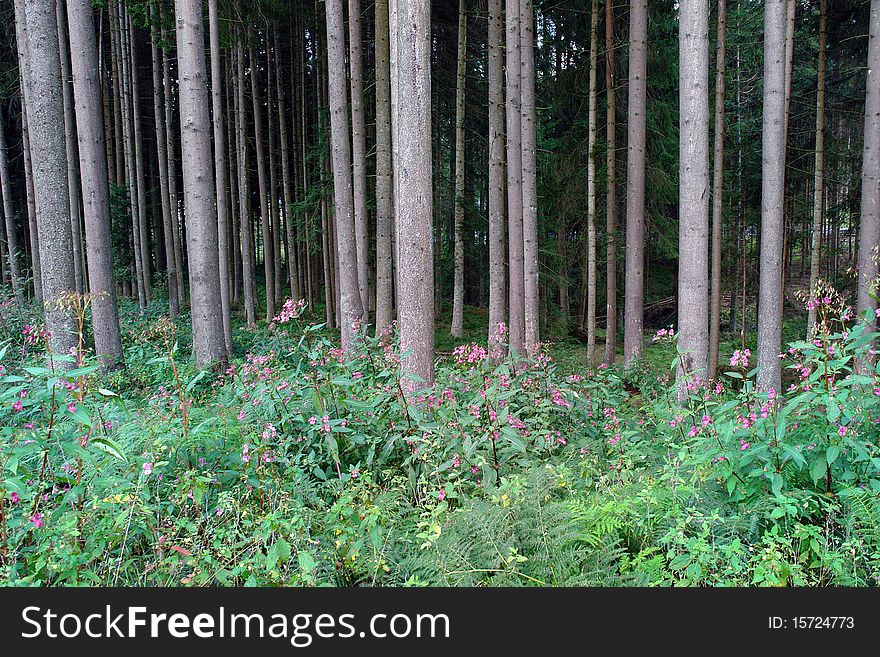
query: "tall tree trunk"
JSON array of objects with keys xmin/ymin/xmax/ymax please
[
  {"xmin": 17, "ymin": 0, "xmax": 77, "ymax": 357},
  {"xmin": 393, "ymin": 0, "xmax": 435, "ymax": 386},
  {"xmin": 487, "ymin": 0, "xmax": 506, "ymax": 354},
  {"xmin": 857, "ymin": 0, "xmax": 880, "ymax": 330},
  {"xmin": 129, "ymin": 12, "xmax": 152, "ymax": 304},
  {"xmin": 235, "ymin": 37, "xmax": 256, "ymax": 327},
  {"xmin": 267, "ymin": 34, "xmax": 283, "ymax": 308},
  {"xmin": 151, "ymin": 6, "xmax": 179, "ymax": 318},
  {"xmin": 325, "ymin": 0, "xmax": 364, "ymax": 347},
  {"xmin": 451, "ymin": 0, "xmax": 467, "ymax": 339},
  {"xmin": 806, "ymin": 0, "xmax": 826, "ymax": 337},
  {"xmin": 708, "ymin": 0, "xmax": 726, "ymax": 380},
  {"xmin": 208, "ymin": 0, "xmax": 232, "ymax": 356},
  {"xmin": 375, "ymin": 0, "xmax": 394, "ymax": 335},
  {"xmin": 66, "ymin": 0, "xmax": 123, "ymax": 366},
  {"xmin": 349, "ymin": 0, "xmax": 371, "ymax": 320},
  {"xmin": 0, "ymin": 109, "xmax": 23, "ymax": 302},
  {"xmin": 56, "ymin": 0, "xmax": 84, "ymax": 295},
  {"xmin": 522, "ymin": 0, "xmax": 539, "ymax": 355},
  {"xmin": 21, "ymin": 109, "xmax": 41, "ymax": 304},
  {"xmin": 174, "ymin": 0, "xmax": 226, "ymax": 368},
  {"xmin": 276, "ymin": 28, "xmax": 300, "ymax": 303},
  {"xmin": 506, "ymin": 0, "xmax": 525, "ymax": 356},
  {"xmin": 163, "ymin": 36, "xmax": 185, "ymax": 309},
  {"xmin": 584, "ymin": 0, "xmax": 599, "ymax": 363},
  {"xmin": 623, "ymin": 0, "xmax": 647, "ymax": 367},
  {"xmin": 756, "ymin": 0, "xmax": 787, "ymax": 393},
  {"xmin": 604, "ymin": 0, "xmax": 617, "ymax": 365},
  {"xmin": 117, "ymin": 3, "xmax": 146, "ymax": 308},
  {"xmin": 249, "ymin": 34, "xmax": 276, "ymax": 322},
  {"xmin": 676, "ymin": 0, "xmax": 710, "ymax": 399}
]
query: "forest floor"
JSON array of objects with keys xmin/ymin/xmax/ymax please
[{"xmin": 1, "ymin": 294, "xmax": 879, "ymax": 586}]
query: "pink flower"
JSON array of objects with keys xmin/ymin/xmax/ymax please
[
  {"xmin": 438, "ymin": 489, "xmax": 446, "ymax": 501},
  {"xmin": 237, "ymin": 409, "xmax": 247, "ymax": 421},
  {"xmin": 67, "ymin": 402, "xmax": 77, "ymax": 414},
  {"xmin": 9, "ymin": 492, "xmax": 20, "ymax": 504},
  {"xmin": 12, "ymin": 400, "xmax": 23, "ymax": 411},
  {"xmin": 838, "ymin": 426, "xmax": 848, "ymax": 437},
  {"xmin": 142, "ymin": 462, "xmax": 153, "ymax": 476},
  {"xmin": 30, "ymin": 512, "xmax": 43, "ymax": 529}
]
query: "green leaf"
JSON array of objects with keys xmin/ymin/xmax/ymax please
[
  {"xmin": 298, "ymin": 551, "xmax": 317, "ymax": 572},
  {"xmin": 810, "ymin": 458, "xmax": 826, "ymax": 484},
  {"xmin": 826, "ymin": 445, "xmax": 841, "ymax": 466},
  {"xmin": 92, "ymin": 436, "xmax": 126, "ymax": 461}
]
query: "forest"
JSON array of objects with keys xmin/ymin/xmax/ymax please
[{"xmin": 0, "ymin": 0, "xmax": 879, "ymax": 588}]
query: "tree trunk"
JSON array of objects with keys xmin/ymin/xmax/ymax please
[
  {"xmin": 806, "ymin": 0, "xmax": 826, "ymax": 337},
  {"xmin": 325, "ymin": 0, "xmax": 364, "ymax": 347},
  {"xmin": 522, "ymin": 0, "xmax": 539, "ymax": 355},
  {"xmin": 756, "ymin": 0, "xmax": 787, "ymax": 393},
  {"xmin": 267, "ymin": 34, "xmax": 283, "ymax": 308},
  {"xmin": 857, "ymin": 0, "xmax": 880, "ymax": 330},
  {"xmin": 487, "ymin": 0, "xmax": 506, "ymax": 354},
  {"xmin": 393, "ymin": 0, "xmax": 435, "ymax": 387},
  {"xmin": 349, "ymin": 0, "xmax": 371, "ymax": 321},
  {"xmin": 623, "ymin": 0, "xmax": 647, "ymax": 367},
  {"xmin": 585, "ymin": 0, "xmax": 599, "ymax": 363},
  {"xmin": 207, "ymin": 0, "xmax": 232, "ymax": 355},
  {"xmin": 66, "ymin": 0, "xmax": 123, "ymax": 366},
  {"xmin": 276, "ymin": 29, "xmax": 300, "ymax": 303},
  {"xmin": 676, "ymin": 0, "xmax": 710, "ymax": 399},
  {"xmin": 375, "ymin": 0, "xmax": 394, "ymax": 336},
  {"xmin": 56, "ymin": 0, "xmax": 84, "ymax": 296},
  {"xmin": 18, "ymin": 0, "xmax": 77, "ymax": 358},
  {"xmin": 506, "ymin": 0, "xmax": 525, "ymax": 356},
  {"xmin": 0, "ymin": 109, "xmax": 23, "ymax": 302},
  {"xmin": 235, "ymin": 37, "xmax": 256, "ymax": 327},
  {"xmin": 708, "ymin": 0, "xmax": 726, "ymax": 380},
  {"xmin": 174, "ymin": 0, "xmax": 227, "ymax": 368},
  {"xmin": 129, "ymin": 12, "xmax": 152, "ymax": 304},
  {"xmin": 152, "ymin": 6, "xmax": 180, "ymax": 319},
  {"xmin": 451, "ymin": 0, "xmax": 467, "ymax": 339},
  {"xmin": 604, "ymin": 0, "xmax": 617, "ymax": 365},
  {"xmin": 249, "ymin": 34, "xmax": 276, "ymax": 322}
]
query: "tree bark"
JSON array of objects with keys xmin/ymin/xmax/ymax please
[
  {"xmin": 756, "ymin": 0, "xmax": 787, "ymax": 393},
  {"xmin": 676, "ymin": 0, "xmax": 710, "ymax": 399},
  {"xmin": 451, "ymin": 0, "xmax": 467, "ymax": 339},
  {"xmin": 325, "ymin": 0, "xmax": 364, "ymax": 347},
  {"xmin": 506, "ymin": 0, "xmax": 525, "ymax": 356},
  {"xmin": 708, "ymin": 0, "xmax": 726, "ymax": 380},
  {"xmin": 174, "ymin": 0, "xmax": 227, "ymax": 368},
  {"xmin": 487, "ymin": 0, "xmax": 506, "ymax": 354},
  {"xmin": 128, "ymin": 12, "xmax": 152, "ymax": 304},
  {"xmin": 66, "ymin": 0, "xmax": 123, "ymax": 366},
  {"xmin": 393, "ymin": 0, "xmax": 435, "ymax": 386},
  {"xmin": 235, "ymin": 37, "xmax": 256, "ymax": 327},
  {"xmin": 18, "ymin": 0, "xmax": 77, "ymax": 358},
  {"xmin": 375, "ymin": 0, "xmax": 394, "ymax": 335},
  {"xmin": 857, "ymin": 0, "xmax": 880, "ymax": 330},
  {"xmin": 604, "ymin": 0, "xmax": 617, "ymax": 365},
  {"xmin": 349, "ymin": 0, "xmax": 371, "ymax": 320},
  {"xmin": 623, "ymin": 0, "xmax": 647, "ymax": 367},
  {"xmin": 0, "ymin": 109, "xmax": 23, "ymax": 302},
  {"xmin": 521, "ymin": 0, "xmax": 539, "ymax": 355},
  {"xmin": 586, "ymin": 0, "xmax": 599, "ymax": 363},
  {"xmin": 806, "ymin": 0, "xmax": 826, "ymax": 337},
  {"xmin": 276, "ymin": 29, "xmax": 300, "ymax": 303}
]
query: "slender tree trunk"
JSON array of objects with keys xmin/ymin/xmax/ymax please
[
  {"xmin": 325, "ymin": 0, "xmax": 364, "ymax": 346},
  {"xmin": 267, "ymin": 34, "xmax": 283, "ymax": 308},
  {"xmin": 756, "ymin": 0, "xmax": 787, "ymax": 393},
  {"xmin": 0, "ymin": 110, "xmax": 23, "ymax": 302},
  {"xmin": 174, "ymin": 0, "xmax": 226, "ymax": 368},
  {"xmin": 276, "ymin": 29, "xmax": 300, "ymax": 303},
  {"xmin": 21, "ymin": 111, "xmax": 41, "ymax": 304},
  {"xmin": 708, "ymin": 0, "xmax": 726, "ymax": 380},
  {"xmin": 163, "ymin": 36, "xmax": 185, "ymax": 309},
  {"xmin": 249, "ymin": 34, "xmax": 276, "ymax": 322},
  {"xmin": 506, "ymin": 0, "xmax": 525, "ymax": 356},
  {"xmin": 604, "ymin": 0, "xmax": 617, "ymax": 365},
  {"xmin": 676, "ymin": 0, "xmax": 710, "ymax": 399},
  {"xmin": 375, "ymin": 0, "xmax": 394, "ymax": 335},
  {"xmin": 66, "ymin": 0, "xmax": 123, "ymax": 366},
  {"xmin": 487, "ymin": 0, "xmax": 506, "ymax": 353},
  {"xmin": 56, "ymin": 0, "xmax": 84, "ymax": 295},
  {"xmin": 235, "ymin": 37, "xmax": 256, "ymax": 327},
  {"xmin": 349, "ymin": 0, "xmax": 371, "ymax": 320},
  {"xmin": 623, "ymin": 0, "xmax": 647, "ymax": 367},
  {"xmin": 18, "ymin": 0, "xmax": 77, "ymax": 357},
  {"xmin": 208, "ymin": 0, "xmax": 232, "ymax": 355},
  {"xmin": 585, "ymin": 0, "xmax": 599, "ymax": 363},
  {"xmin": 857, "ymin": 0, "xmax": 880, "ymax": 330},
  {"xmin": 807, "ymin": 0, "xmax": 826, "ymax": 337},
  {"xmin": 393, "ymin": 0, "xmax": 435, "ymax": 386},
  {"xmin": 522, "ymin": 0, "xmax": 539, "ymax": 355},
  {"xmin": 129, "ymin": 12, "xmax": 152, "ymax": 303},
  {"xmin": 451, "ymin": 0, "xmax": 467, "ymax": 339},
  {"xmin": 151, "ymin": 7, "xmax": 179, "ymax": 318}
]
